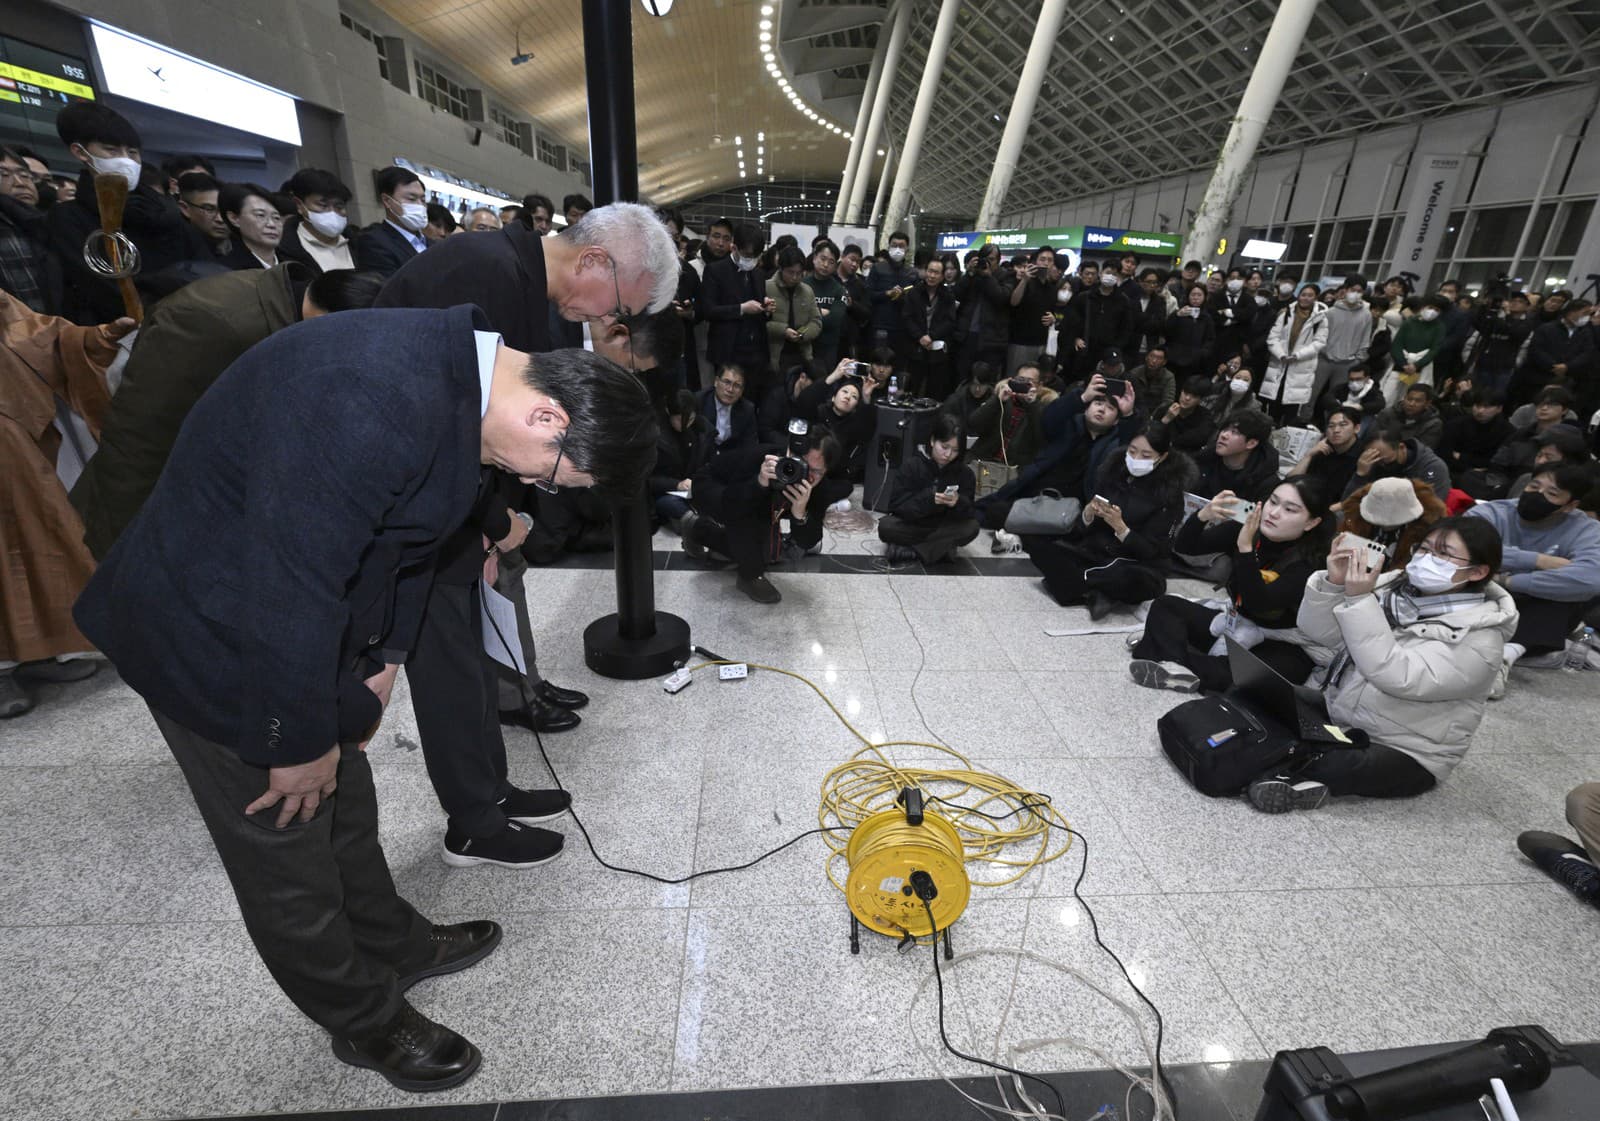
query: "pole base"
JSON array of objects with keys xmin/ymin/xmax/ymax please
[{"xmin": 583, "ymin": 611, "xmax": 691, "ymax": 680}]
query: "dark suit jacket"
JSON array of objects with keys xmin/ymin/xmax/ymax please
[
  {"xmin": 74, "ymin": 306, "xmax": 486, "ymax": 765},
  {"xmin": 220, "ymin": 241, "xmax": 269, "ymax": 271},
  {"xmin": 698, "ymin": 386, "xmax": 758, "ymax": 454},
  {"xmin": 70, "ymin": 263, "xmax": 308, "ymax": 560},
  {"xmin": 351, "ymin": 220, "xmax": 422, "ymax": 278},
  {"xmin": 700, "ymin": 257, "xmax": 769, "ymax": 370}
]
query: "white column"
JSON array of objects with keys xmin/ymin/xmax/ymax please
[
  {"xmin": 845, "ymin": 0, "xmax": 911, "ymax": 225},
  {"xmin": 870, "ymin": 143, "xmax": 894, "ymax": 231},
  {"xmin": 882, "ymin": 0, "xmax": 962, "ymax": 237},
  {"xmin": 975, "ymin": 0, "xmax": 1071, "ymax": 230},
  {"xmin": 834, "ymin": 26, "xmax": 888, "ymax": 226},
  {"xmin": 1180, "ymin": 0, "xmax": 1322, "ymax": 265}
]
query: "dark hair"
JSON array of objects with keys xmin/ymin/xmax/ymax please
[
  {"xmin": 218, "ymin": 182, "xmax": 276, "ymax": 230},
  {"xmin": 775, "ymin": 245, "xmax": 805, "ymax": 270},
  {"xmin": 1462, "ymin": 388, "xmax": 1505, "ymax": 408},
  {"xmin": 1269, "ymin": 475, "xmax": 1336, "ymax": 568},
  {"xmin": 1383, "ymin": 275, "xmax": 1413, "ymax": 295},
  {"xmin": 1422, "ymin": 293, "xmax": 1451, "ymax": 313},
  {"xmin": 809, "ymin": 432, "xmax": 845, "ymax": 475},
  {"xmin": 523, "ymin": 192, "xmax": 554, "ymax": 216},
  {"xmin": 283, "ymin": 167, "xmax": 352, "ymax": 203},
  {"xmin": 1440, "ymin": 277, "xmax": 1462, "ymax": 290},
  {"xmin": 887, "ymin": 230, "xmax": 910, "ymax": 245},
  {"xmin": 1508, "ymin": 289, "xmax": 1531, "ymax": 302},
  {"xmin": 732, "ymin": 221, "xmax": 763, "ymax": 254},
  {"xmin": 871, "ymin": 346, "xmax": 896, "ymax": 367},
  {"xmin": 1424, "ymin": 515, "xmax": 1502, "ymax": 589},
  {"xmin": 716, "ymin": 363, "xmax": 745, "ymax": 385},
  {"xmin": 1227, "ymin": 410, "xmax": 1274, "ymax": 445},
  {"xmin": 175, "ymin": 171, "xmax": 219, "ymax": 196},
  {"xmin": 1534, "ymin": 425, "xmax": 1590, "ymax": 463},
  {"xmin": 1183, "ymin": 260, "xmax": 1201, "ymax": 271},
  {"xmin": 0, "ymin": 145, "xmax": 25, "ymax": 167},
  {"xmin": 812, "ymin": 239, "xmax": 840, "ymax": 260},
  {"xmin": 1368, "ymin": 295, "xmax": 1391, "ymax": 313},
  {"xmin": 1138, "ymin": 268, "xmax": 1162, "ymax": 282},
  {"xmin": 500, "ymin": 205, "xmax": 523, "ymax": 218},
  {"xmin": 709, "ymin": 216, "xmax": 734, "ymax": 234},
  {"xmin": 841, "ymin": 242, "xmax": 863, "ymax": 259},
  {"xmin": 1535, "ymin": 385, "xmax": 1576, "ymax": 409},
  {"xmin": 1531, "ymin": 462, "xmax": 1595, "ymax": 503},
  {"xmin": 1079, "ymin": 259, "xmax": 1098, "ymax": 273},
  {"xmin": 1136, "ymin": 420, "xmax": 1173, "ymax": 455},
  {"xmin": 1371, "ymin": 417, "xmax": 1406, "ymax": 448},
  {"xmin": 617, "ymin": 306, "xmax": 685, "ymax": 372},
  {"xmin": 971, "ymin": 362, "xmax": 998, "ymax": 386},
  {"xmin": 1325, "ymin": 405, "xmax": 1365, "ymax": 428},
  {"xmin": 562, "ymin": 193, "xmax": 593, "ymax": 215},
  {"xmin": 270, "ymin": 191, "xmax": 298, "ymax": 218},
  {"xmin": 930, "ymin": 412, "xmax": 965, "ymax": 451},
  {"xmin": 655, "ymin": 206, "xmax": 684, "ymax": 232},
  {"xmin": 374, "ymin": 165, "xmax": 421, "ymax": 199},
  {"xmin": 425, "ymin": 203, "xmax": 457, "ymax": 231},
  {"xmin": 56, "ymin": 102, "xmax": 141, "ymax": 149},
  {"xmin": 1343, "ymin": 274, "xmax": 1367, "ymax": 289},
  {"xmin": 521, "ymin": 350, "xmax": 657, "ymax": 501},
  {"xmin": 162, "ymin": 154, "xmax": 213, "ymax": 182},
  {"xmin": 1180, "ymin": 374, "xmax": 1213, "ymax": 398},
  {"xmin": 305, "ymin": 269, "xmax": 385, "ymax": 313},
  {"xmin": 1404, "ymin": 382, "xmax": 1435, "ymax": 401}
]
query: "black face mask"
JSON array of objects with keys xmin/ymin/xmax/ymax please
[{"xmin": 1517, "ymin": 490, "xmax": 1564, "ymax": 522}]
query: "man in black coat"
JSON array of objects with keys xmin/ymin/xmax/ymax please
[
  {"xmin": 901, "ymin": 257, "xmax": 958, "ymax": 398},
  {"xmin": 1206, "ymin": 268, "xmax": 1259, "ymax": 366},
  {"xmin": 72, "ymin": 306, "xmax": 656, "ymax": 1092},
  {"xmin": 374, "ymin": 202, "xmax": 682, "ymax": 861},
  {"xmin": 700, "ymin": 221, "xmax": 773, "ymax": 394},
  {"xmin": 952, "ymin": 245, "xmax": 1013, "ymax": 381},
  {"xmin": 1063, "ymin": 261, "xmax": 1131, "ymax": 379},
  {"xmin": 350, "ymin": 166, "xmax": 429, "ymax": 279},
  {"xmin": 698, "ymin": 364, "xmax": 760, "ymax": 455}
]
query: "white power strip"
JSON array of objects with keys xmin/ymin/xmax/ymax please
[
  {"xmin": 662, "ymin": 668, "xmax": 692, "ymax": 694},
  {"xmin": 717, "ymin": 663, "xmax": 749, "ymax": 680}
]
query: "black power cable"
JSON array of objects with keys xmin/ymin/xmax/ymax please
[{"xmin": 482, "ymin": 604, "xmax": 848, "ymax": 884}]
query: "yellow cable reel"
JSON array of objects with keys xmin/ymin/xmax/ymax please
[{"xmin": 844, "ymin": 805, "xmax": 970, "ymax": 939}]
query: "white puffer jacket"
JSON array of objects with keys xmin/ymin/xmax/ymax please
[
  {"xmin": 1260, "ymin": 302, "xmax": 1330, "ymax": 405},
  {"xmin": 1296, "ymin": 571, "xmax": 1519, "ymax": 779}
]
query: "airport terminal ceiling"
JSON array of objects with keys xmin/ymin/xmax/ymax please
[{"xmin": 373, "ymin": 0, "xmax": 1600, "ymax": 214}]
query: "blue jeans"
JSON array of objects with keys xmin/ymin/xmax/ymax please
[{"xmin": 655, "ymin": 493, "xmax": 691, "ymax": 527}]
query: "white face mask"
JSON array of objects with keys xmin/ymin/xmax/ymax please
[
  {"xmin": 1229, "ymin": 378, "xmax": 1251, "ymax": 396},
  {"xmin": 87, "ymin": 154, "xmax": 141, "ymax": 192},
  {"xmin": 1405, "ymin": 552, "xmax": 1463, "ymax": 594},
  {"xmin": 1125, "ymin": 453, "xmax": 1157, "ymax": 477},
  {"xmin": 1348, "ymin": 379, "xmax": 1369, "ymax": 395},
  {"xmin": 392, "ymin": 200, "xmax": 429, "ymax": 232},
  {"xmin": 1419, "ymin": 307, "xmax": 1440, "ymax": 322},
  {"xmin": 888, "ymin": 246, "xmax": 906, "ymax": 263},
  {"xmin": 1226, "ymin": 278, "xmax": 1244, "ymax": 293},
  {"xmin": 1099, "ymin": 274, "xmax": 1117, "ymax": 287},
  {"xmin": 304, "ymin": 209, "xmax": 347, "ymax": 239},
  {"xmin": 1056, "ymin": 289, "xmax": 1071, "ymax": 304},
  {"xmin": 1577, "ymin": 315, "xmax": 1593, "ymax": 327},
  {"xmin": 1278, "ymin": 282, "xmax": 1294, "ymax": 296},
  {"xmin": 734, "ymin": 252, "xmax": 758, "ymax": 272}
]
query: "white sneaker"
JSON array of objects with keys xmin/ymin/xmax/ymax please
[
  {"xmin": 992, "ymin": 529, "xmax": 1022, "ymax": 553},
  {"xmin": 1489, "ymin": 657, "xmax": 1510, "ymax": 701},
  {"xmin": 1128, "ymin": 659, "xmax": 1201, "ymax": 693}
]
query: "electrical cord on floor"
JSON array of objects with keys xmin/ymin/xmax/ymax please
[
  {"xmin": 482, "ymin": 603, "xmax": 850, "ymax": 884},
  {"xmin": 922, "ymin": 895, "xmax": 1069, "ymax": 1121}
]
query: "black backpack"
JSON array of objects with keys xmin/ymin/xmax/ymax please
[{"xmin": 1157, "ymin": 693, "xmax": 1300, "ymax": 797}]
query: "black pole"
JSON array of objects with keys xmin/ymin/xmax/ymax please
[{"xmin": 581, "ymin": 0, "xmax": 691, "ymax": 678}]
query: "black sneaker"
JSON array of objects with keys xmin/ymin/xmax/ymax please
[
  {"xmin": 736, "ymin": 575, "xmax": 782, "ymax": 604},
  {"xmin": 884, "ymin": 544, "xmax": 919, "ymax": 565},
  {"xmin": 1247, "ymin": 775, "xmax": 1330, "ymax": 813},
  {"xmin": 679, "ymin": 511, "xmax": 708, "ymax": 560},
  {"xmin": 442, "ymin": 820, "xmax": 563, "ymax": 869},
  {"xmin": 1518, "ymin": 830, "xmax": 1600, "ymax": 905},
  {"xmin": 498, "ymin": 787, "xmax": 571, "ymax": 825}
]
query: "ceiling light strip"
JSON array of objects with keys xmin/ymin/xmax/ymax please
[{"xmin": 761, "ymin": 1, "xmax": 851, "ymax": 142}]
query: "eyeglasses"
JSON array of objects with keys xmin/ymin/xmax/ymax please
[
  {"xmin": 608, "ymin": 258, "xmax": 637, "ymax": 320},
  {"xmin": 716, "ymin": 377, "xmax": 743, "ymax": 388},
  {"xmin": 532, "ymin": 440, "xmax": 564, "ymax": 495},
  {"xmin": 0, "ymin": 166, "xmax": 40, "ymax": 184},
  {"xmin": 182, "ymin": 201, "xmax": 220, "ymax": 215},
  {"xmin": 1413, "ymin": 542, "xmax": 1470, "ymax": 565}
]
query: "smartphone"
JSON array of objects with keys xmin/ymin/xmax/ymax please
[
  {"xmin": 1007, "ymin": 377, "xmax": 1034, "ymax": 395},
  {"xmin": 1101, "ymin": 376, "xmax": 1129, "ymax": 398},
  {"xmin": 853, "ymin": 361, "xmax": 870, "ymax": 375},
  {"xmin": 1092, "ymin": 494, "xmax": 1109, "ymax": 506},
  {"xmin": 1340, "ymin": 532, "xmax": 1394, "ymax": 561},
  {"xmin": 1226, "ymin": 499, "xmax": 1257, "ymax": 526},
  {"xmin": 942, "ymin": 485, "xmax": 959, "ymax": 496}
]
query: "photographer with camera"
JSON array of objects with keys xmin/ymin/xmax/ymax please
[
  {"xmin": 952, "ymin": 244, "xmax": 1013, "ymax": 382},
  {"xmin": 1468, "ymin": 289, "xmax": 1536, "ymax": 397},
  {"xmin": 878, "ymin": 414, "xmax": 980, "ymax": 566},
  {"xmin": 794, "ymin": 356, "xmax": 881, "ymax": 481},
  {"xmin": 1006, "ymin": 246, "xmax": 1062, "ymax": 376},
  {"xmin": 681, "ymin": 421, "xmax": 850, "ymax": 603}
]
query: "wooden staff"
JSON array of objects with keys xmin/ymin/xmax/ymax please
[{"xmin": 92, "ymin": 172, "xmax": 144, "ymax": 324}]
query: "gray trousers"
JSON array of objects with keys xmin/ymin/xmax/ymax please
[
  {"xmin": 492, "ymin": 546, "xmax": 543, "ymax": 711},
  {"xmin": 1567, "ymin": 783, "xmax": 1600, "ymax": 863},
  {"xmin": 1006, "ymin": 342, "xmax": 1046, "ymax": 378},
  {"xmin": 1309, "ymin": 356, "xmax": 1359, "ymax": 417}
]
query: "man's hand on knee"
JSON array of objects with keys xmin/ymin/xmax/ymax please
[{"xmin": 245, "ymin": 744, "xmax": 341, "ymax": 828}]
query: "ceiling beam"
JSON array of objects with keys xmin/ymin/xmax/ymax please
[{"xmin": 779, "ymin": 3, "xmax": 887, "ymax": 45}]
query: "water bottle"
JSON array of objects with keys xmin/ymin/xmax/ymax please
[
  {"xmin": 1565, "ymin": 626, "xmax": 1597, "ymax": 671},
  {"xmin": 888, "ymin": 374, "xmax": 900, "ymax": 402}
]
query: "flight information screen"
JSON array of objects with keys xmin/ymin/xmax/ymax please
[{"xmin": 0, "ymin": 34, "xmax": 97, "ymax": 152}]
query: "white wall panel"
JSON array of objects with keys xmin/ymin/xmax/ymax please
[
  {"xmin": 1287, "ymin": 141, "xmax": 1356, "ymax": 222},
  {"xmin": 1343, "ymin": 127, "xmax": 1418, "ymax": 217},
  {"xmin": 1241, "ymin": 152, "xmax": 1302, "ymax": 225},
  {"xmin": 1474, "ymin": 91, "xmax": 1591, "ymax": 204}
]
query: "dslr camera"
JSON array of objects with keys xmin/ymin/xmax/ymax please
[{"xmin": 771, "ymin": 417, "xmax": 810, "ymax": 490}]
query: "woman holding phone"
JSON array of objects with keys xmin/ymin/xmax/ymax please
[
  {"xmin": 1128, "ymin": 475, "xmax": 1334, "ymax": 693},
  {"xmin": 1243, "ymin": 516, "xmax": 1517, "ymax": 813}
]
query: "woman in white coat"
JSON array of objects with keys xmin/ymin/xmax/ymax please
[
  {"xmin": 1247, "ymin": 516, "xmax": 1519, "ymax": 813},
  {"xmin": 1259, "ymin": 284, "xmax": 1329, "ymax": 422}
]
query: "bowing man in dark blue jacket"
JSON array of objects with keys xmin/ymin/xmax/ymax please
[{"xmin": 73, "ymin": 305, "xmax": 656, "ymax": 1093}]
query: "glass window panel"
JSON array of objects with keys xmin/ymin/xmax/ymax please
[
  {"xmin": 1531, "ymin": 260, "xmax": 1573, "ymax": 292},
  {"xmin": 1436, "ymin": 209, "xmax": 1467, "ymax": 260},
  {"xmin": 1552, "ymin": 199, "xmax": 1594, "ymax": 256},
  {"xmin": 1462, "ymin": 206, "xmax": 1529, "ymax": 258},
  {"xmin": 1525, "ymin": 202, "xmax": 1557, "ymax": 257},
  {"xmin": 1332, "ymin": 220, "xmax": 1371, "ymax": 261}
]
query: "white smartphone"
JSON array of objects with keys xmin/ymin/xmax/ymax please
[
  {"xmin": 1226, "ymin": 499, "xmax": 1257, "ymax": 526},
  {"xmin": 942, "ymin": 485, "xmax": 959, "ymax": 496},
  {"xmin": 1340, "ymin": 532, "xmax": 1394, "ymax": 561},
  {"xmin": 931, "ymin": 340, "xmax": 947, "ymax": 351}
]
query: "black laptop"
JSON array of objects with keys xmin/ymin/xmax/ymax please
[{"xmin": 1226, "ymin": 637, "xmax": 1348, "ymax": 745}]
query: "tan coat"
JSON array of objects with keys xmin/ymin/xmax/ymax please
[{"xmin": 0, "ymin": 292, "xmax": 121, "ymax": 662}]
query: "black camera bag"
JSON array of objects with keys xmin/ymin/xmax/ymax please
[{"xmin": 1157, "ymin": 693, "xmax": 1300, "ymax": 797}]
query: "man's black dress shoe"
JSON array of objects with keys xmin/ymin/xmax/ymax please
[
  {"xmin": 1086, "ymin": 592, "xmax": 1115, "ymax": 622},
  {"xmin": 536, "ymin": 679, "xmax": 589, "ymax": 710},
  {"xmin": 398, "ymin": 920, "xmax": 503, "ymax": 991},
  {"xmin": 331, "ymin": 1003, "xmax": 481, "ymax": 1092},
  {"xmin": 499, "ymin": 699, "xmax": 580, "ymax": 733}
]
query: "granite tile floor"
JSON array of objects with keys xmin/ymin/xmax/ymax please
[{"xmin": 3, "ymin": 519, "xmax": 1600, "ymax": 1120}]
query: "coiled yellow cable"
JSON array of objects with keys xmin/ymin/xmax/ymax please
[{"xmin": 689, "ymin": 661, "xmax": 1074, "ymax": 895}]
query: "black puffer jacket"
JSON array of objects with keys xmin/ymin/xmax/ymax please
[{"xmin": 1065, "ymin": 449, "xmax": 1194, "ymax": 566}]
